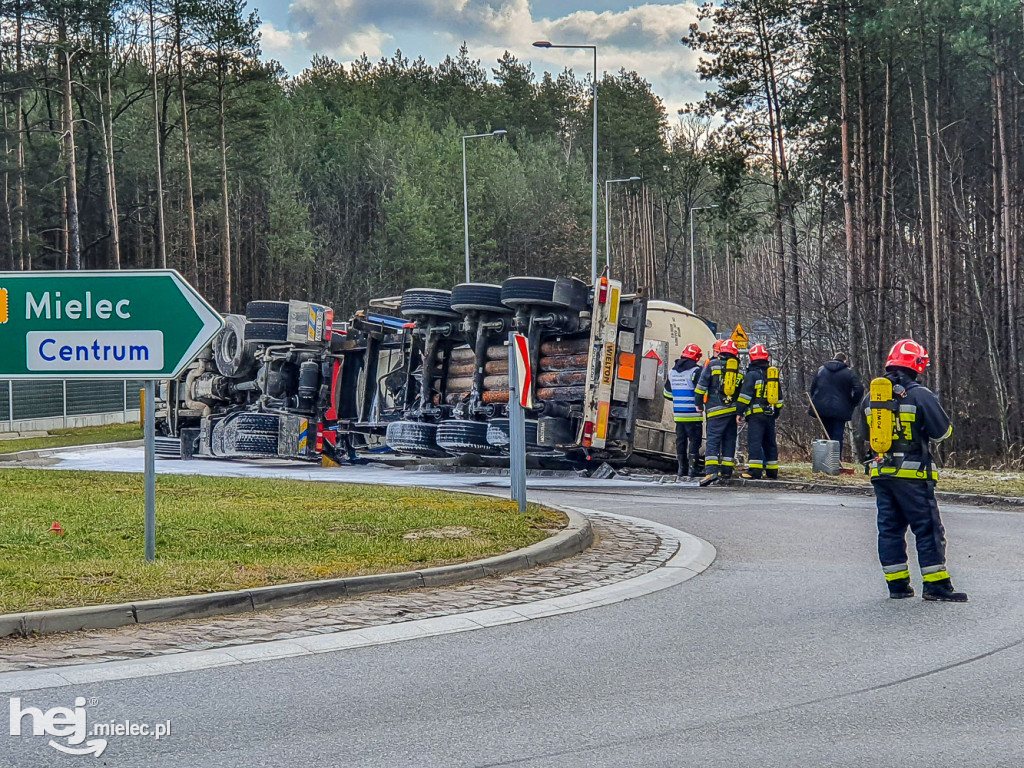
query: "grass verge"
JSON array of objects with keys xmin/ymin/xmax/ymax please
[
  {"xmin": 783, "ymin": 463, "xmax": 1024, "ymax": 498},
  {"xmin": 0, "ymin": 423, "xmax": 142, "ymax": 454},
  {"xmin": 0, "ymin": 469, "xmax": 565, "ymax": 614}
]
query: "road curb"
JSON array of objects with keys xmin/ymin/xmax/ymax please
[
  {"xmin": 0, "ymin": 439, "xmax": 144, "ymax": 463},
  {"xmin": 0, "ymin": 507, "xmax": 592, "ymax": 640},
  {"xmin": 0, "ymin": 510, "xmax": 714, "ymax": 693}
]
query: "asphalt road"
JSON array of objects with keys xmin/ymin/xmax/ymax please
[{"xmin": 4, "ymin": 480, "xmax": 1023, "ymax": 768}]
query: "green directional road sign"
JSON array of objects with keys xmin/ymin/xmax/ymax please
[{"xmin": 0, "ymin": 270, "xmax": 223, "ymax": 380}]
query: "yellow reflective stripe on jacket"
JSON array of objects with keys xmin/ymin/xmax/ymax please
[
  {"xmin": 870, "ymin": 466, "xmax": 938, "ymax": 481},
  {"xmin": 674, "ymin": 415, "xmax": 702, "ymax": 423},
  {"xmin": 706, "ymin": 406, "xmax": 736, "ymax": 417}
]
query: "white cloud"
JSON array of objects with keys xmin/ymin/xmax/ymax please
[{"xmin": 269, "ymin": 1, "xmax": 705, "ymax": 113}]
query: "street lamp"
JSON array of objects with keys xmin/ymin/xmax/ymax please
[
  {"xmin": 689, "ymin": 204, "xmax": 718, "ymax": 312},
  {"xmin": 604, "ymin": 176, "xmax": 640, "ymax": 271},
  {"xmin": 534, "ymin": 40, "xmax": 599, "ymax": 284},
  {"xmin": 462, "ymin": 129, "xmax": 507, "ymax": 282}
]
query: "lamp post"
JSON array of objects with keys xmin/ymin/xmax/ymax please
[
  {"xmin": 604, "ymin": 176, "xmax": 640, "ymax": 271},
  {"xmin": 689, "ymin": 203, "xmax": 718, "ymax": 312},
  {"xmin": 534, "ymin": 40, "xmax": 598, "ymax": 283},
  {"xmin": 463, "ymin": 129, "xmax": 507, "ymax": 282}
]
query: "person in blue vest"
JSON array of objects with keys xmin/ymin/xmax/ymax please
[{"xmin": 663, "ymin": 343, "xmax": 704, "ymax": 477}]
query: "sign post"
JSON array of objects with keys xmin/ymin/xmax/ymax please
[
  {"xmin": 0, "ymin": 270, "xmax": 223, "ymax": 562},
  {"xmin": 508, "ymin": 332, "xmax": 529, "ymax": 513}
]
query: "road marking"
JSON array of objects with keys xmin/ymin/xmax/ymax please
[{"xmin": 0, "ymin": 510, "xmax": 715, "ymax": 693}]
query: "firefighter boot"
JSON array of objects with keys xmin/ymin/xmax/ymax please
[
  {"xmin": 741, "ymin": 468, "xmax": 763, "ymax": 480},
  {"xmin": 699, "ymin": 470, "xmax": 720, "ymax": 487},
  {"xmin": 688, "ymin": 458, "xmax": 701, "ymax": 479},
  {"xmin": 922, "ymin": 578, "xmax": 969, "ymax": 602},
  {"xmin": 886, "ymin": 577, "xmax": 915, "ymax": 599},
  {"xmin": 677, "ymin": 458, "xmax": 688, "ymax": 477}
]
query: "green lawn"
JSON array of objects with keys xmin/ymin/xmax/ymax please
[
  {"xmin": 0, "ymin": 423, "xmax": 142, "ymax": 454},
  {"xmin": 0, "ymin": 470, "xmax": 565, "ymax": 613},
  {"xmin": 783, "ymin": 463, "xmax": 1024, "ymax": 498}
]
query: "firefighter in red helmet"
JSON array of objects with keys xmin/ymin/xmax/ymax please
[
  {"xmin": 737, "ymin": 344, "xmax": 783, "ymax": 480},
  {"xmin": 664, "ymin": 343, "xmax": 704, "ymax": 477},
  {"xmin": 694, "ymin": 338, "xmax": 743, "ymax": 486},
  {"xmin": 860, "ymin": 339, "xmax": 966, "ymax": 602}
]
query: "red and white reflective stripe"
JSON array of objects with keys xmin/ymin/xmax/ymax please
[
  {"xmin": 512, "ymin": 332, "xmax": 533, "ymax": 408},
  {"xmin": 324, "ymin": 309, "xmax": 334, "ymax": 341}
]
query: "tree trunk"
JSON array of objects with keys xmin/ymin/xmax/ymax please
[
  {"xmin": 176, "ymin": 11, "xmax": 199, "ymax": 283},
  {"xmin": 218, "ymin": 57, "xmax": 232, "ymax": 312},
  {"xmin": 59, "ymin": 28, "xmax": 81, "ymax": 269},
  {"xmin": 150, "ymin": 0, "xmax": 167, "ymax": 268}
]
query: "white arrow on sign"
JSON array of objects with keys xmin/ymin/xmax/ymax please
[{"xmin": 49, "ymin": 739, "xmax": 108, "ymax": 757}]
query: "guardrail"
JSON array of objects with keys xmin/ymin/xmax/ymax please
[{"xmin": 0, "ymin": 379, "xmax": 143, "ymax": 433}]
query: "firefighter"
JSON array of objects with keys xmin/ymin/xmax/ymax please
[
  {"xmin": 663, "ymin": 343, "xmax": 704, "ymax": 477},
  {"xmin": 695, "ymin": 338, "xmax": 742, "ymax": 486},
  {"xmin": 861, "ymin": 339, "xmax": 966, "ymax": 602},
  {"xmin": 737, "ymin": 344, "xmax": 783, "ymax": 479}
]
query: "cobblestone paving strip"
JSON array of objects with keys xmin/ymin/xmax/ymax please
[{"xmin": 0, "ymin": 513, "xmax": 676, "ymax": 674}]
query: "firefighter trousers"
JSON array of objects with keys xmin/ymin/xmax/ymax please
[
  {"xmin": 745, "ymin": 414, "xmax": 779, "ymax": 479},
  {"xmin": 704, "ymin": 413, "xmax": 737, "ymax": 477},
  {"xmin": 674, "ymin": 421, "xmax": 703, "ymax": 475},
  {"xmin": 872, "ymin": 478, "xmax": 947, "ymax": 572}
]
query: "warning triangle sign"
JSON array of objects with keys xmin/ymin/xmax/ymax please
[{"xmin": 730, "ymin": 324, "xmax": 749, "ymax": 350}]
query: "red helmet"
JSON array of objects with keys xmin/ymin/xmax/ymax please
[
  {"xmin": 748, "ymin": 344, "xmax": 770, "ymax": 361},
  {"xmin": 681, "ymin": 343, "xmax": 702, "ymax": 361},
  {"xmin": 886, "ymin": 338, "xmax": 929, "ymax": 374},
  {"xmin": 719, "ymin": 339, "xmax": 739, "ymax": 357},
  {"xmin": 712, "ymin": 340, "xmax": 724, "ymax": 355}
]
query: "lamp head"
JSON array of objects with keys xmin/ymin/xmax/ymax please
[
  {"xmin": 533, "ymin": 40, "xmax": 552, "ymax": 48},
  {"xmin": 492, "ymin": 129, "xmax": 507, "ymax": 136}
]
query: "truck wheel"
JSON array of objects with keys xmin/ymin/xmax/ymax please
[
  {"xmin": 450, "ymin": 283, "xmax": 509, "ymax": 313},
  {"xmin": 400, "ymin": 289, "xmax": 460, "ymax": 319},
  {"xmin": 501, "ymin": 277, "xmax": 568, "ymax": 309},
  {"xmin": 234, "ymin": 431, "xmax": 279, "ymax": 455},
  {"xmin": 235, "ymin": 413, "xmax": 280, "ymax": 433},
  {"xmin": 436, "ymin": 420, "xmax": 498, "ymax": 455},
  {"xmin": 385, "ymin": 420, "xmax": 446, "ymax": 456},
  {"xmin": 244, "ymin": 321, "xmax": 288, "ymax": 343},
  {"xmin": 486, "ymin": 418, "xmax": 539, "ymax": 449},
  {"xmin": 214, "ymin": 314, "xmax": 259, "ymax": 379},
  {"xmin": 246, "ymin": 300, "xmax": 290, "ymax": 323}
]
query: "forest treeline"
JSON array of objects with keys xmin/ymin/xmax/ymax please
[{"xmin": 2, "ymin": 0, "xmax": 1022, "ymax": 462}]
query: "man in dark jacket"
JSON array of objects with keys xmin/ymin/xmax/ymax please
[{"xmin": 809, "ymin": 352, "xmax": 865, "ymax": 457}]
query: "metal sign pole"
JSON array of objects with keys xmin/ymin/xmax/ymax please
[
  {"xmin": 144, "ymin": 380, "xmax": 157, "ymax": 562},
  {"xmin": 507, "ymin": 333, "xmax": 527, "ymax": 513}
]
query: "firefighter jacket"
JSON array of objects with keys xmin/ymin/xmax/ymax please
[
  {"xmin": 663, "ymin": 358, "xmax": 702, "ymax": 423},
  {"xmin": 860, "ymin": 371, "xmax": 953, "ymax": 481},
  {"xmin": 694, "ymin": 356, "xmax": 744, "ymax": 417},
  {"xmin": 737, "ymin": 361, "xmax": 784, "ymax": 417}
]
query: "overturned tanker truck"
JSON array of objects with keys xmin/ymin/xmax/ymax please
[{"xmin": 154, "ymin": 275, "xmax": 715, "ymax": 468}]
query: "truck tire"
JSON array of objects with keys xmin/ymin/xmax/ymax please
[
  {"xmin": 234, "ymin": 413, "xmax": 280, "ymax": 433},
  {"xmin": 234, "ymin": 431, "xmax": 279, "ymax": 455},
  {"xmin": 214, "ymin": 314, "xmax": 258, "ymax": 379},
  {"xmin": 486, "ymin": 418, "xmax": 539, "ymax": 449},
  {"xmin": 436, "ymin": 420, "xmax": 498, "ymax": 455},
  {"xmin": 450, "ymin": 283, "xmax": 509, "ymax": 313},
  {"xmin": 246, "ymin": 300, "xmax": 290, "ymax": 323},
  {"xmin": 244, "ymin": 321, "xmax": 288, "ymax": 343},
  {"xmin": 501, "ymin": 277, "xmax": 568, "ymax": 309},
  {"xmin": 400, "ymin": 289, "xmax": 460, "ymax": 319},
  {"xmin": 385, "ymin": 420, "xmax": 446, "ymax": 456}
]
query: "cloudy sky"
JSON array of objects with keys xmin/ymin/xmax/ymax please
[{"xmin": 257, "ymin": 0, "xmax": 706, "ymax": 116}]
